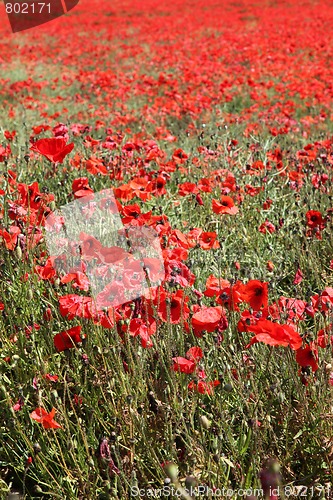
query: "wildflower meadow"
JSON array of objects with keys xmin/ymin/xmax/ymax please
[{"xmin": 0, "ymin": 0, "xmax": 333, "ymax": 498}]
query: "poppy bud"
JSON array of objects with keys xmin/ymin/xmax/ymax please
[
  {"xmin": 195, "ymin": 193, "xmax": 204, "ymax": 206},
  {"xmin": 33, "ymin": 442, "xmax": 42, "ymax": 454},
  {"xmin": 199, "ymin": 415, "xmax": 211, "ymax": 429},
  {"xmin": 15, "ymin": 245, "xmax": 22, "ymax": 260},
  {"xmin": 43, "ymin": 307, "xmax": 52, "ymax": 321},
  {"xmin": 164, "ymin": 463, "xmax": 178, "ymax": 481}
]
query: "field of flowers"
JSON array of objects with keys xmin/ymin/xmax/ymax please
[{"xmin": 1, "ymin": 0, "xmax": 333, "ymax": 498}]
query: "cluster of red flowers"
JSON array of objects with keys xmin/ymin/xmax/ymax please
[{"xmin": 0, "ymin": 0, "xmax": 333, "ymax": 432}]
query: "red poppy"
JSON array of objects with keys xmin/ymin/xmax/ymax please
[
  {"xmin": 53, "ymin": 325, "xmax": 84, "ymax": 351},
  {"xmin": 157, "ymin": 289, "xmax": 190, "ymax": 324},
  {"xmin": 212, "ymin": 196, "xmax": 239, "ymax": 215},
  {"xmin": 188, "ymin": 380, "xmax": 220, "ymax": 395},
  {"xmin": 295, "ymin": 343, "xmax": 319, "ymax": 372},
  {"xmin": 172, "ymin": 357, "xmax": 196, "ymax": 374},
  {"xmin": 84, "ymin": 156, "xmax": 108, "ymax": 175},
  {"xmin": 30, "ymin": 138, "xmax": 74, "ymax": 163},
  {"xmin": 242, "ymin": 280, "xmax": 268, "ymax": 311},
  {"xmin": 72, "ymin": 178, "xmax": 94, "ymax": 199},
  {"xmin": 186, "ymin": 346, "xmax": 203, "ymax": 363},
  {"xmin": 172, "ymin": 148, "xmax": 189, "ymax": 164},
  {"xmin": 293, "ymin": 268, "xmax": 303, "ymax": 285},
  {"xmin": 317, "ymin": 324, "xmax": 333, "ymax": 348},
  {"xmin": 44, "ymin": 374, "xmax": 59, "ymax": 382},
  {"xmin": 216, "ymin": 281, "xmax": 245, "ymax": 311},
  {"xmin": 198, "ymin": 232, "xmax": 220, "ymax": 250},
  {"xmin": 192, "ymin": 306, "xmax": 227, "ymax": 334},
  {"xmin": 164, "ymin": 259, "xmax": 195, "ymax": 287},
  {"xmin": 245, "ymin": 319, "xmax": 302, "ymax": 350},
  {"xmin": 258, "ymin": 220, "xmax": 276, "ymax": 234},
  {"xmin": 35, "ymin": 257, "xmax": 57, "ymax": 281},
  {"xmin": 127, "ymin": 317, "xmax": 157, "ymax": 348},
  {"xmin": 305, "ymin": 210, "xmax": 325, "ymax": 229},
  {"xmin": 30, "ymin": 407, "xmax": 62, "ymax": 429},
  {"xmin": 0, "ymin": 225, "xmax": 20, "ymax": 250},
  {"xmin": 59, "ymin": 294, "xmax": 96, "ymax": 320},
  {"xmin": 61, "ymin": 271, "xmax": 90, "ymax": 291},
  {"xmin": 178, "ymin": 182, "xmax": 198, "ymax": 196},
  {"xmin": 203, "ymin": 275, "xmax": 231, "ymax": 297}
]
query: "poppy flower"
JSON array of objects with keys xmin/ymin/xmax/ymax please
[
  {"xmin": 245, "ymin": 319, "xmax": 302, "ymax": 350},
  {"xmin": 172, "ymin": 148, "xmax": 189, "ymax": 164},
  {"xmin": 53, "ymin": 325, "xmax": 84, "ymax": 351},
  {"xmin": 61, "ymin": 271, "xmax": 90, "ymax": 291},
  {"xmin": 72, "ymin": 178, "xmax": 94, "ymax": 199},
  {"xmin": 172, "ymin": 346, "xmax": 203, "ymax": 374},
  {"xmin": 242, "ymin": 280, "xmax": 268, "ymax": 311},
  {"xmin": 198, "ymin": 232, "xmax": 220, "ymax": 250},
  {"xmin": 30, "ymin": 138, "xmax": 74, "ymax": 163},
  {"xmin": 178, "ymin": 182, "xmax": 198, "ymax": 196},
  {"xmin": 212, "ymin": 196, "xmax": 239, "ymax": 215},
  {"xmin": 305, "ymin": 210, "xmax": 325, "ymax": 229},
  {"xmin": 258, "ymin": 220, "xmax": 276, "ymax": 234},
  {"xmin": 84, "ymin": 156, "xmax": 108, "ymax": 175},
  {"xmin": 127, "ymin": 317, "xmax": 157, "ymax": 348},
  {"xmin": 295, "ymin": 343, "xmax": 319, "ymax": 372},
  {"xmin": 186, "ymin": 346, "xmax": 203, "ymax": 363},
  {"xmin": 203, "ymin": 275, "xmax": 230, "ymax": 297},
  {"xmin": 0, "ymin": 225, "xmax": 20, "ymax": 250},
  {"xmin": 35, "ymin": 257, "xmax": 56, "ymax": 281},
  {"xmin": 59, "ymin": 294, "xmax": 96, "ymax": 320},
  {"xmin": 317, "ymin": 324, "xmax": 332, "ymax": 348},
  {"xmin": 30, "ymin": 407, "xmax": 62, "ymax": 429},
  {"xmin": 165, "ymin": 260, "xmax": 195, "ymax": 287},
  {"xmin": 192, "ymin": 306, "xmax": 227, "ymax": 334},
  {"xmin": 157, "ymin": 289, "xmax": 190, "ymax": 324},
  {"xmin": 188, "ymin": 380, "xmax": 220, "ymax": 395},
  {"xmin": 216, "ymin": 280, "xmax": 246, "ymax": 311},
  {"xmin": 293, "ymin": 268, "xmax": 303, "ymax": 285},
  {"xmin": 172, "ymin": 357, "xmax": 196, "ymax": 374}
]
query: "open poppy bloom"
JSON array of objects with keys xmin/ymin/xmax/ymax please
[
  {"xmin": 172, "ymin": 346, "xmax": 203, "ymax": 374},
  {"xmin": 192, "ymin": 306, "xmax": 227, "ymax": 334},
  {"xmin": 242, "ymin": 280, "xmax": 269, "ymax": 311},
  {"xmin": 212, "ymin": 196, "xmax": 239, "ymax": 215},
  {"xmin": 245, "ymin": 319, "xmax": 302, "ymax": 350},
  {"xmin": 53, "ymin": 325, "xmax": 84, "ymax": 351},
  {"xmin": 188, "ymin": 379, "xmax": 220, "ymax": 395},
  {"xmin": 30, "ymin": 138, "xmax": 74, "ymax": 163},
  {"xmin": 198, "ymin": 232, "xmax": 220, "ymax": 250},
  {"xmin": 0, "ymin": 225, "xmax": 20, "ymax": 251},
  {"xmin": 30, "ymin": 407, "xmax": 62, "ymax": 429},
  {"xmin": 295, "ymin": 343, "xmax": 319, "ymax": 372},
  {"xmin": 305, "ymin": 210, "xmax": 325, "ymax": 229}
]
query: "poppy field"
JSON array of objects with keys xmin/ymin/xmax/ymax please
[{"xmin": 1, "ymin": 0, "xmax": 333, "ymax": 498}]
